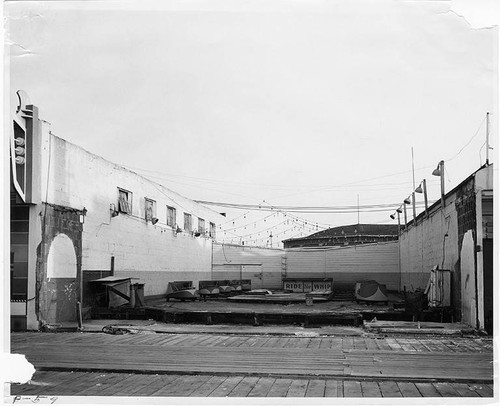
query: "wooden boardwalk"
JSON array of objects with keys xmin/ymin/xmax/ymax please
[
  {"xmin": 10, "ymin": 371, "xmax": 494, "ymax": 398},
  {"xmin": 9, "ymin": 332, "xmax": 494, "ymax": 398},
  {"xmin": 11, "ymin": 332, "xmax": 493, "ymax": 382}
]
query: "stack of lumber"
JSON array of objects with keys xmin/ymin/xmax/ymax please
[{"xmin": 363, "ymin": 320, "xmax": 475, "ymax": 335}]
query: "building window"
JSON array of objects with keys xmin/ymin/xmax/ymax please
[
  {"xmin": 145, "ymin": 198, "xmax": 156, "ymax": 222},
  {"xmin": 184, "ymin": 213, "xmax": 192, "ymax": 232},
  {"xmin": 167, "ymin": 206, "xmax": 176, "ymax": 227},
  {"xmin": 118, "ymin": 188, "xmax": 132, "ymax": 214},
  {"xmin": 210, "ymin": 222, "xmax": 216, "ymax": 239},
  {"xmin": 198, "ymin": 218, "xmax": 206, "ymax": 234}
]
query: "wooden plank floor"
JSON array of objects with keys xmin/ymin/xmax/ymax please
[
  {"xmin": 9, "ymin": 331, "xmax": 494, "ymax": 399},
  {"xmin": 12, "ymin": 336, "xmax": 493, "ymax": 381},
  {"xmin": 9, "ymin": 371, "xmax": 495, "ymax": 398},
  {"xmin": 12, "ymin": 332, "xmax": 493, "ymax": 351}
]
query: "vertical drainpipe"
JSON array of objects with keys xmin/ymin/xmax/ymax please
[
  {"xmin": 110, "ymin": 256, "xmax": 115, "ymax": 276},
  {"xmin": 210, "ymin": 240, "xmax": 214, "ymax": 280}
]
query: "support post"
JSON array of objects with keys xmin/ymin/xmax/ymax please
[
  {"xmin": 403, "ymin": 203, "xmax": 408, "ymax": 229},
  {"xmin": 412, "ymin": 192, "xmax": 417, "ymax": 223},
  {"xmin": 423, "ymin": 179, "xmax": 429, "ymax": 216},
  {"xmin": 439, "ymin": 161, "xmax": 445, "ymax": 209}
]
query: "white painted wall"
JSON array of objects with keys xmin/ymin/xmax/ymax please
[
  {"xmin": 212, "ymin": 242, "xmax": 400, "ymax": 290},
  {"xmin": 212, "ymin": 243, "xmax": 285, "ymax": 289},
  {"xmin": 460, "ymin": 230, "xmax": 477, "ymax": 327},
  {"xmin": 286, "ymin": 242, "xmax": 400, "ymax": 290},
  {"xmin": 36, "ymin": 127, "xmax": 225, "ymax": 296},
  {"xmin": 399, "ymin": 202, "xmax": 459, "ymax": 291},
  {"xmin": 399, "ymin": 165, "xmax": 493, "ymax": 328}
]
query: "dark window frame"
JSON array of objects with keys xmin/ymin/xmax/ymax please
[
  {"xmin": 198, "ymin": 218, "xmax": 206, "ymax": 234},
  {"xmin": 118, "ymin": 188, "xmax": 132, "ymax": 214},
  {"xmin": 144, "ymin": 197, "xmax": 156, "ymax": 222},
  {"xmin": 184, "ymin": 213, "xmax": 192, "ymax": 232},
  {"xmin": 167, "ymin": 206, "xmax": 176, "ymax": 227}
]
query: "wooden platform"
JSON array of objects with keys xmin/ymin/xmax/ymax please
[
  {"xmin": 11, "ymin": 332, "xmax": 493, "ymax": 383},
  {"xmin": 140, "ymin": 296, "xmax": 411, "ymax": 327}
]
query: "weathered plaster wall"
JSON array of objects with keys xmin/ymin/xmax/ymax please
[
  {"xmin": 37, "ymin": 203, "xmax": 83, "ymax": 326},
  {"xmin": 399, "ymin": 200, "xmax": 459, "ymax": 292},
  {"xmin": 399, "ymin": 166, "xmax": 493, "ymax": 327},
  {"xmin": 212, "ymin": 244, "xmax": 285, "ymax": 289},
  {"xmin": 37, "ymin": 129, "xmax": 224, "ymax": 298}
]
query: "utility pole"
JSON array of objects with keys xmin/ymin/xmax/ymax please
[
  {"xmin": 422, "ymin": 179, "xmax": 429, "ymax": 217},
  {"xmin": 403, "ymin": 202, "xmax": 408, "ymax": 229},
  {"xmin": 486, "ymin": 112, "xmax": 490, "ymax": 165}
]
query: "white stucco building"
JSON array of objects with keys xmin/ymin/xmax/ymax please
[{"xmin": 10, "ymin": 95, "xmax": 224, "ymax": 330}]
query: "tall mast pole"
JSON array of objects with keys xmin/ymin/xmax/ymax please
[
  {"xmin": 411, "ymin": 147, "xmax": 416, "ymax": 190},
  {"xmin": 357, "ymin": 194, "xmax": 360, "ymax": 225},
  {"xmin": 411, "ymin": 147, "xmax": 417, "ymax": 222}
]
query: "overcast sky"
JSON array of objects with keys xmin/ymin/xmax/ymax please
[{"xmin": 6, "ymin": 0, "xmax": 497, "ymax": 247}]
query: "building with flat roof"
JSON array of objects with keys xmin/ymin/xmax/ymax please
[{"xmin": 283, "ymin": 223, "xmax": 400, "ymax": 249}]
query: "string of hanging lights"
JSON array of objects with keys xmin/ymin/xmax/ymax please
[{"xmin": 196, "ymin": 199, "xmax": 430, "ymax": 213}]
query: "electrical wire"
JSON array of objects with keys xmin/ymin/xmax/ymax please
[
  {"xmin": 196, "ymin": 199, "xmax": 433, "ymax": 213},
  {"xmin": 446, "ymin": 115, "xmax": 487, "ymax": 162},
  {"xmin": 124, "ymin": 164, "xmax": 437, "ymax": 192}
]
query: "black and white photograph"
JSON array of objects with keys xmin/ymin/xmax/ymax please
[{"xmin": 2, "ymin": 0, "xmax": 498, "ymax": 403}]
